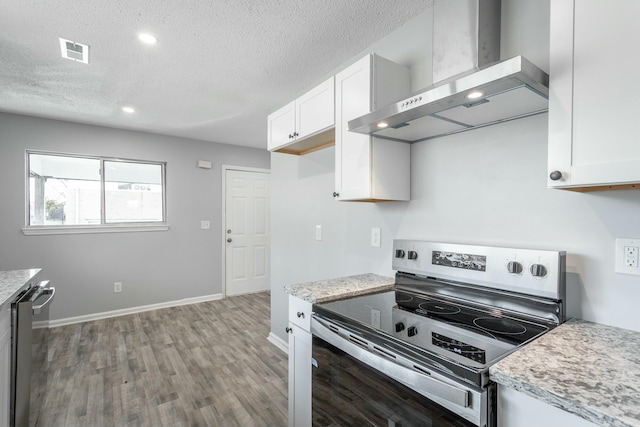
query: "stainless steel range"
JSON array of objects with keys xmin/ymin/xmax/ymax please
[{"xmin": 310, "ymin": 240, "xmax": 566, "ymax": 427}]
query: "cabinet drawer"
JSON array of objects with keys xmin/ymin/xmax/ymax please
[{"xmin": 289, "ymin": 295, "xmax": 312, "ymax": 331}]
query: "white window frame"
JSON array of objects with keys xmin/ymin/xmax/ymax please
[{"xmin": 22, "ymin": 150, "xmax": 169, "ymax": 235}]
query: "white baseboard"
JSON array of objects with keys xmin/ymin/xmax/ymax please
[
  {"xmin": 267, "ymin": 332, "xmax": 289, "ymax": 354},
  {"xmin": 48, "ymin": 293, "xmax": 223, "ymax": 328},
  {"xmin": 33, "ymin": 320, "xmax": 49, "ymax": 330}
]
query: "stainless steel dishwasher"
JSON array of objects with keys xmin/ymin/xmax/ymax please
[{"xmin": 10, "ymin": 280, "xmax": 55, "ymax": 427}]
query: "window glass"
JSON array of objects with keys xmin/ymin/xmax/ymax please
[
  {"xmin": 28, "ymin": 154, "xmax": 100, "ymax": 225},
  {"xmin": 104, "ymin": 161, "xmax": 164, "ymax": 223},
  {"xmin": 27, "ymin": 152, "xmax": 166, "ymax": 228}
]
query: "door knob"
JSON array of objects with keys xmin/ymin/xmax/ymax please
[
  {"xmin": 227, "ymin": 238, "xmax": 232, "ymax": 243},
  {"xmin": 286, "ymin": 327, "xmax": 292, "ymax": 334},
  {"xmin": 227, "ymin": 229, "xmax": 232, "ymax": 234}
]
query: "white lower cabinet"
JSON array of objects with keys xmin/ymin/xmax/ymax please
[
  {"xmin": 0, "ymin": 305, "xmax": 11, "ymax": 427},
  {"xmin": 288, "ymin": 295, "xmax": 312, "ymax": 427},
  {"xmin": 288, "ymin": 323, "xmax": 312, "ymax": 427},
  {"xmin": 498, "ymin": 385, "xmax": 599, "ymax": 427}
]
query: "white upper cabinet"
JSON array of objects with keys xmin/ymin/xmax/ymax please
[
  {"xmin": 548, "ymin": 0, "xmax": 640, "ymax": 191},
  {"xmin": 267, "ymin": 101, "xmax": 296, "ymax": 152},
  {"xmin": 267, "ymin": 77, "xmax": 335, "ymax": 155},
  {"xmin": 334, "ymin": 54, "xmax": 411, "ymax": 201}
]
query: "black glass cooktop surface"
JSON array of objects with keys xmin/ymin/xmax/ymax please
[{"xmin": 315, "ymin": 289, "xmax": 549, "ymax": 355}]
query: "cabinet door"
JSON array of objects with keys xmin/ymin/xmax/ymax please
[
  {"xmin": 498, "ymin": 385, "xmax": 599, "ymax": 427},
  {"xmin": 0, "ymin": 307, "xmax": 11, "ymax": 427},
  {"xmin": 549, "ymin": 0, "xmax": 640, "ymax": 189},
  {"xmin": 288, "ymin": 323, "xmax": 312, "ymax": 427},
  {"xmin": 267, "ymin": 101, "xmax": 296, "ymax": 151},
  {"xmin": 296, "ymin": 77, "xmax": 335, "ymax": 140},
  {"xmin": 335, "ymin": 55, "xmax": 373, "ymax": 200}
]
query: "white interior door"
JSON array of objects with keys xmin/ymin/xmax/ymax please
[{"xmin": 225, "ymin": 169, "xmax": 270, "ymax": 296}]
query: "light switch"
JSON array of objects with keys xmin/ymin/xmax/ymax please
[
  {"xmin": 315, "ymin": 225, "xmax": 322, "ymax": 241},
  {"xmin": 201, "ymin": 220, "xmax": 211, "ymax": 230}
]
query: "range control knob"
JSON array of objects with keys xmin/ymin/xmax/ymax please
[
  {"xmin": 407, "ymin": 326, "xmax": 418, "ymax": 337},
  {"xmin": 507, "ymin": 261, "xmax": 524, "ymax": 274},
  {"xmin": 395, "ymin": 322, "xmax": 405, "ymax": 333},
  {"xmin": 395, "ymin": 249, "xmax": 406, "ymax": 259},
  {"xmin": 407, "ymin": 251, "xmax": 418, "ymax": 260},
  {"xmin": 530, "ymin": 263, "xmax": 548, "ymax": 277}
]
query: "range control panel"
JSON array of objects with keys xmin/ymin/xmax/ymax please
[
  {"xmin": 432, "ymin": 332, "xmax": 486, "ymax": 364},
  {"xmin": 392, "ymin": 240, "xmax": 566, "ymax": 300}
]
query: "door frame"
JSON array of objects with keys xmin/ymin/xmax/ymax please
[{"xmin": 220, "ymin": 165, "xmax": 271, "ymax": 298}]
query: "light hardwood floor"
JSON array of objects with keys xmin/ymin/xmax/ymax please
[{"xmin": 30, "ymin": 292, "xmax": 288, "ymax": 427}]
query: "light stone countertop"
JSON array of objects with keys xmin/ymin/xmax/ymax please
[
  {"xmin": 0, "ymin": 269, "xmax": 41, "ymax": 310},
  {"xmin": 490, "ymin": 319, "xmax": 640, "ymax": 427},
  {"xmin": 284, "ymin": 273, "xmax": 394, "ymax": 303}
]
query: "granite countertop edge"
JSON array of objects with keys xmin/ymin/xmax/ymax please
[
  {"xmin": 0, "ymin": 269, "xmax": 42, "ymax": 311},
  {"xmin": 490, "ymin": 369, "xmax": 622, "ymax": 427},
  {"xmin": 490, "ymin": 319, "xmax": 639, "ymax": 427},
  {"xmin": 284, "ymin": 273, "xmax": 395, "ymax": 304}
]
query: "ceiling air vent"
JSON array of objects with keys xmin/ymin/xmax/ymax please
[{"xmin": 59, "ymin": 38, "xmax": 89, "ymax": 64}]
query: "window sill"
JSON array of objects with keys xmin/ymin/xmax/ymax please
[{"xmin": 22, "ymin": 224, "xmax": 170, "ymax": 236}]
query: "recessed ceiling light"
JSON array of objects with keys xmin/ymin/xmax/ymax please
[
  {"xmin": 138, "ymin": 33, "xmax": 158, "ymax": 45},
  {"xmin": 467, "ymin": 90, "xmax": 484, "ymax": 99},
  {"xmin": 377, "ymin": 122, "xmax": 389, "ymax": 129},
  {"xmin": 122, "ymin": 106, "xmax": 135, "ymax": 113}
]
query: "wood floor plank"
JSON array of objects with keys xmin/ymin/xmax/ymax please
[{"xmin": 30, "ymin": 291, "xmax": 288, "ymax": 427}]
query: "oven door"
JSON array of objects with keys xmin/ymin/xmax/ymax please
[{"xmin": 311, "ymin": 316, "xmax": 495, "ymax": 427}]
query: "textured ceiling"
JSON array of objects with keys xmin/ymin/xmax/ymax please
[{"xmin": 0, "ymin": 1, "xmax": 430, "ymax": 149}]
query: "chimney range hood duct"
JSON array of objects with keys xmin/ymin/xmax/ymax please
[{"xmin": 348, "ymin": 0, "xmax": 549, "ymax": 143}]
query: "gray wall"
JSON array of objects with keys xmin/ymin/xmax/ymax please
[
  {"xmin": 270, "ymin": 2, "xmax": 640, "ymax": 341},
  {"xmin": 0, "ymin": 112, "xmax": 270, "ymax": 320}
]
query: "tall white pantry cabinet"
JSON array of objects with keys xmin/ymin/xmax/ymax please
[{"xmin": 548, "ymin": 0, "xmax": 640, "ymax": 191}]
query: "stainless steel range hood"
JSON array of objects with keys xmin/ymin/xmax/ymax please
[{"xmin": 348, "ymin": 0, "xmax": 549, "ymax": 143}]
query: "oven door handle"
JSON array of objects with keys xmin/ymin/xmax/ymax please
[
  {"xmin": 30, "ymin": 281, "xmax": 56, "ymax": 315},
  {"xmin": 311, "ymin": 317, "xmax": 470, "ymax": 409}
]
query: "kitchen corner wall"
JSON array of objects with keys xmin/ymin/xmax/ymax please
[
  {"xmin": 271, "ymin": 1, "xmax": 640, "ymax": 341},
  {"xmin": 0, "ymin": 112, "xmax": 269, "ymax": 321}
]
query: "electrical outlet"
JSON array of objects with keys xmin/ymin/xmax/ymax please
[
  {"xmin": 625, "ymin": 246, "xmax": 639, "ymax": 267},
  {"xmin": 615, "ymin": 239, "xmax": 640, "ymax": 275},
  {"xmin": 315, "ymin": 225, "xmax": 322, "ymax": 241},
  {"xmin": 114, "ymin": 282, "xmax": 122, "ymax": 293},
  {"xmin": 200, "ymin": 220, "xmax": 210, "ymax": 230},
  {"xmin": 371, "ymin": 227, "xmax": 381, "ymax": 247}
]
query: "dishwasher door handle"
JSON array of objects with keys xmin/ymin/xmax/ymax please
[{"xmin": 31, "ymin": 281, "xmax": 55, "ymax": 315}]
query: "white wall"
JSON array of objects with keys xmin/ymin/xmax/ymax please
[
  {"xmin": 0, "ymin": 112, "xmax": 269, "ymax": 321},
  {"xmin": 270, "ymin": 2, "xmax": 640, "ymax": 341}
]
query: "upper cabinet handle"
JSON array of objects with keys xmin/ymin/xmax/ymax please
[{"xmin": 549, "ymin": 170, "xmax": 563, "ymax": 181}]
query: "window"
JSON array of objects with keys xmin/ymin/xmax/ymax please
[{"xmin": 26, "ymin": 151, "xmax": 166, "ymax": 233}]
